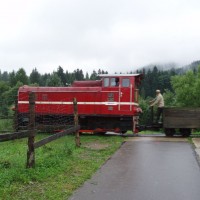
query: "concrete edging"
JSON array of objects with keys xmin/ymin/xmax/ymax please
[{"xmin": 192, "ymin": 138, "xmax": 200, "ymax": 159}]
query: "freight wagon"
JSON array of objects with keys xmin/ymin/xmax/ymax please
[
  {"xmin": 145, "ymin": 107, "xmax": 200, "ymax": 137},
  {"xmin": 163, "ymin": 107, "xmax": 200, "ymax": 137}
]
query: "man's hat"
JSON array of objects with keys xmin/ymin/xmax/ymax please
[{"xmin": 156, "ymin": 90, "xmax": 160, "ymax": 93}]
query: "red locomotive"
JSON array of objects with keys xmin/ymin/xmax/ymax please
[{"xmin": 17, "ymin": 74, "xmax": 143, "ymax": 133}]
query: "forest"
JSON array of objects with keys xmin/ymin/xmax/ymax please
[{"xmin": 0, "ymin": 61, "xmax": 200, "ymax": 120}]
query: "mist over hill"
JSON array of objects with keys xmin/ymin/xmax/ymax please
[{"xmin": 137, "ymin": 60, "xmax": 200, "ymax": 74}]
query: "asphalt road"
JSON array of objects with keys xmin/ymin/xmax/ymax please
[{"xmin": 69, "ymin": 137, "xmax": 200, "ymax": 200}]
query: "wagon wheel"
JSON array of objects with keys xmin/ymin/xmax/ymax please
[
  {"xmin": 164, "ymin": 128, "xmax": 175, "ymax": 137},
  {"xmin": 180, "ymin": 128, "xmax": 191, "ymax": 137}
]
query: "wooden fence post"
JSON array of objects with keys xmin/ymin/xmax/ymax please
[
  {"xmin": 73, "ymin": 98, "xmax": 80, "ymax": 147},
  {"xmin": 26, "ymin": 92, "xmax": 36, "ymax": 168}
]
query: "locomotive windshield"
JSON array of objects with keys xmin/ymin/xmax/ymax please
[
  {"xmin": 122, "ymin": 78, "xmax": 130, "ymax": 87},
  {"xmin": 103, "ymin": 77, "xmax": 119, "ymax": 87},
  {"xmin": 111, "ymin": 78, "xmax": 119, "ymax": 87},
  {"xmin": 103, "ymin": 78, "xmax": 109, "ymax": 87}
]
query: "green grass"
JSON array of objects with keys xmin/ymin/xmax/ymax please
[
  {"xmin": 191, "ymin": 130, "xmax": 200, "ymax": 136},
  {"xmin": 0, "ymin": 134, "xmax": 123, "ymax": 200},
  {"xmin": 0, "ymin": 119, "xmax": 13, "ymax": 132},
  {"xmin": 139, "ymin": 130, "xmax": 163, "ymax": 135},
  {"xmin": 126, "ymin": 130, "xmax": 162, "ymax": 135}
]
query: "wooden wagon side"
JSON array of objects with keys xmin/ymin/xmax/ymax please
[{"xmin": 163, "ymin": 107, "xmax": 200, "ymax": 136}]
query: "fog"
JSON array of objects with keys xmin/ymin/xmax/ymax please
[{"xmin": 0, "ymin": 0, "xmax": 200, "ymax": 74}]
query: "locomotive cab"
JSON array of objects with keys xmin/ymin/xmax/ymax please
[
  {"xmin": 99, "ymin": 74, "xmax": 141, "ymax": 114},
  {"xmin": 92, "ymin": 74, "xmax": 142, "ymax": 134}
]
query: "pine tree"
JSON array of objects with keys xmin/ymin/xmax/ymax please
[
  {"xmin": 15, "ymin": 68, "xmax": 28, "ymax": 85},
  {"xmin": 57, "ymin": 66, "xmax": 67, "ymax": 86},
  {"xmin": 30, "ymin": 68, "xmax": 41, "ymax": 85},
  {"xmin": 46, "ymin": 72, "xmax": 62, "ymax": 86},
  {"xmin": 9, "ymin": 71, "xmax": 17, "ymax": 87}
]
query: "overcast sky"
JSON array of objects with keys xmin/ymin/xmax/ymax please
[{"xmin": 0, "ymin": 0, "xmax": 200, "ymax": 75}]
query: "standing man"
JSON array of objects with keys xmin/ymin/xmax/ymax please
[{"xmin": 149, "ymin": 90, "xmax": 165, "ymax": 123}]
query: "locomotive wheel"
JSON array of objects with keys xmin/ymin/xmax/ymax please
[
  {"xmin": 121, "ymin": 130, "xmax": 127, "ymax": 134},
  {"xmin": 180, "ymin": 128, "xmax": 191, "ymax": 137},
  {"xmin": 114, "ymin": 128, "xmax": 121, "ymax": 133},
  {"xmin": 164, "ymin": 128, "xmax": 175, "ymax": 137},
  {"xmin": 95, "ymin": 132, "xmax": 107, "ymax": 135}
]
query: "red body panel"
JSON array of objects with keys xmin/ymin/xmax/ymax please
[{"xmin": 72, "ymin": 80, "xmax": 102, "ymax": 87}]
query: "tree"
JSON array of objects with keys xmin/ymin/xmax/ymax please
[
  {"xmin": 15, "ymin": 68, "xmax": 28, "ymax": 85},
  {"xmin": 171, "ymin": 66, "xmax": 200, "ymax": 107},
  {"xmin": 29, "ymin": 68, "xmax": 41, "ymax": 85},
  {"xmin": 85, "ymin": 72, "xmax": 89, "ymax": 80},
  {"xmin": 74, "ymin": 69, "xmax": 84, "ymax": 81},
  {"xmin": 3, "ymin": 81, "xmax": 23, "ymax": 103},
  {"xmin": 97, "ymin": 69, "xmax": 108, "ymax": 75},
  {"xmin": 40, "ymin": 73, "xmax": 51, "ymax": 86},
  {"xmin": 138, "ymin": 96, "xmax": 152, "ymax": 125},
  {"xmin": 163, "ymin": 89, "xmax": 176, "ymax": 107},
  {"xmin": 0, "ymin": 81, "xmax": 10, "ymax": 116},
  {"xmin": 0, "ymin": 81, "xmax": 9, "ymax": 94},
  {"xmin": 0, "ymin": 81, "xmax": 23, "ymax": 117},
  {"xmin": 1, "ymin": 71, "xmax": 9, "ymax": 82},
  {"xmin": 98, "ymin": 69, "xmax": 102, "ymax": 75},
  {"xmin": 46, "ymin": 72, "xmax": 62, "ymax": 86},
  {"xmin": 57, "ymin": 66, "xmax": 67, "ymax": 86},
  {"xmin": 65, "ymin": 70, "xmax": 72, "ymax": 85},
  {"xmin": 9, "ymin": 71, "xmax": 17, "ymax": 87},
  {"xmin": 138, "ymin": 66, "xmax": 173, "ymax": 98},
  {"xmin": 90, "ymin": 70, "xmax": 98, "ymax": 80}
]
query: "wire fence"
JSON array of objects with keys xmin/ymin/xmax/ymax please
[
  {"xmin": 0, "ymin": 96, "xmax": 15, "ymax": 133},
  {"xmin": 0, "ymin": 92, "xmax": 80, "ymax": 168}
]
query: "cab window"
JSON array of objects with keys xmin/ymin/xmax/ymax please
[
  {"xmin": 110, "ymin": 78, "xmax": 119, "ymax": 87},
  {"xmin": 122, "ymin": 78, "xmax": 130, "ymax": 87},
  {"xmin": 103, "ymin": 78, "xmax": 109, "ymax": 87}
]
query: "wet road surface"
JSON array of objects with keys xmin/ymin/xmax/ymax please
[{"xmin": 69, "ymin": 137, "xmax": 200, "ymax": 200}]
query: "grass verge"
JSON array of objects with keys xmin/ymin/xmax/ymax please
[
  {"xmin": 0, "ymin": 134, "xmax": 123, "ymax": 200},
  {"xmin": 126, "ymin": 130, "xmax": 163, "ymax": 135},
  {"xmin": 0, "ymin": 119, "xmax": 13, "ymax": 132},
  {"xmin": 191, "ymin": 131, "xmax": 200, "ymax": 137}
]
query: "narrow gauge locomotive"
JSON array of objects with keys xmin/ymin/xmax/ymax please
[{"xmin": 17, "ymin": 74, "xmax": 143, "ymax": 133}]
